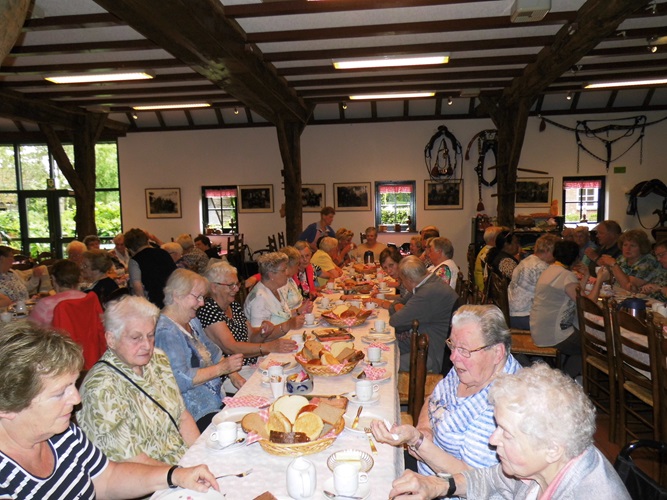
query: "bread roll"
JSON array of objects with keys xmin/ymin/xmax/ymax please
[
  {"xmin": 293, "ymin": 412, "xmax": 324, "ymax": 440},
  {"xmin": 241, "ymin": 412, "xmax": 269, "ymax": 439},
  {"xmin": 267, "ymin": 411, "xmax": 292, "ymax": 434}
]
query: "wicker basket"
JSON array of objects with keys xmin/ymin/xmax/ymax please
[
  {"xmin": 296, "ymin": 357, "xmax": 360, "ymax": 377},
  {"xmin": 259, "ymin": 418, "xmax": 345, "ymax": 456}
]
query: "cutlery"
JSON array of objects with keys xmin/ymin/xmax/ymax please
[
  {"xmin": 323, "ymin": 490, "xmax": 363, "ymax": 499},
  {"xmin": 215, "ymin": 468, "xmax": 253, "ymax": 479},
  {"xmin": 302, "ymin": 330, "xmax": 307, "ymax": 342},
  {"xmin": 215, "ymin": 437, "xmax": 245, "ymax": 450},
  {"xmin": 364, "ymin": 427, "xmax": 378, "ymax": 454},
  {"xmin": 351, "ymin": 405, "xmax": 363, "ymax": 429}
]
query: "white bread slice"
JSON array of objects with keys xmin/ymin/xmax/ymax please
[
  {"xmin": 293, "ymin": 412, "xmax": 324, "ymax": 440},
  {"xmin": 332, "ymin": 304, "xmax": 349, "ymax": 317},
  {"xmin": 273, "ymin": 395, "xmax": 310, "ymax": 424},
  {"xmin": 330, "ymin": 342, "xmax": 354, "ymax": 358},
  {"xmin": 267, "ymin": 411, "xmax": 292, "ymax": 434},
  {"xmin": 320, "ymin": 351, "xmax": 340, "ymax": 366}
]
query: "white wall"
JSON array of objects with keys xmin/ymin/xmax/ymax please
[{"xmin": 118, "ymin": 112, "xmax": 667, "ymax": 275}]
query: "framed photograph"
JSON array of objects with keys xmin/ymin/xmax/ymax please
[
  {"xmin": 333, "ymin": 182, "xmax": 371, "ymax": 211},
  {"xmin": 424, "ymin": 179, "xmax": 463, "ymax": 210},
  {"xmin": 515, "ymin": 177, "xmax": 553, "ymax": 207},
  {"xmin": 238, "ymin": 184, "xmax": 274, "ymax": 213},
  {"xmin": 145, "ymin": 188, "xmax": 181, "ymax": 219},
  {"xmin": 302, "ymin": 184, "xmax": 326, "ymax": 212}
]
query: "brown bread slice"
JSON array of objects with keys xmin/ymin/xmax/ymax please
[
  {"xmin": 269, "ymin": 430, "xmax": 310, "ymax": 443},
  {"xmin": 241, "ymin": 412, "xmax": 269, "ymax": 439},
  {"xmin": 313, "ymin": 402, "xmax": 346, "ymax": 425}
]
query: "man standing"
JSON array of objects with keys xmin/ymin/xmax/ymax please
[
  {"xmin": 299, "ymin": 206, "xmax": 336, "ymax": 251},
  {"xmin": 389, "ymin": 256, "xmax": 458, "ymax": 373}
]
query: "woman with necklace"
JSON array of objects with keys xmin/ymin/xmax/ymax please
[{"xmin": 155, "ymin": 269, "xmax": 243, "ymax": 432}]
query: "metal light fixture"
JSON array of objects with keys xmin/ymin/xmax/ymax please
[
  {"xmin": 333, "ymin": 54, "xmax": 449, "ymax": 70},
  {"xmin": 341, "ymin": 102, "xmax": 347, "ymax": 110},
  {"xmin": 133, "ymin": 103, "xmax": 210, "ymax": 111},
  {"xmin": 566, "ymin": 91, "xmax": 572, "ymax": 101},
  {"xmin": 131, "ymin": 112, "xmax": 138, "ymax": 120},
  {"xmin": 234, "ymin": 107, "xmax": 239, "ymax": 115},
  {"xmin": 349, "ymin": 92, "xmax": 435, "ymax": 100},
  {"xmin": 447, "ymin": 96, "xmax": 453, "ymax": 106},
  {"xmin": 46, "ymin": 71, "xmax": 154, "ymax": 84}
]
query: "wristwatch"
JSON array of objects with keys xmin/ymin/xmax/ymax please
[{"xmin": 436, "ymin": 473, "xmax": 456, "ymax": 497}]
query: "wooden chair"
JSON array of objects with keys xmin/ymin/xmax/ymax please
[
  {"xmin": 398, "ymin": 320, "xmax": 443, "ymax": 425},
  {"xmin": 227, "ymin": 233, "xmax": 247, "ymax": 277},
  {"xmin": 11, "ymin": 254, "xmax": 33, "ymax": 271},
  {"xmin": 487, "ymin": 271, "xmax": 560, "ymax": 366},
  {"xmin": 612, "ymin": 306, "xmax": 660, "ymax": 443},
  {"xmin": 466, "ymin": 243, "xmax": 479, "ymax": 304},
  {"xmin": 359, "ymin": 232, "xmax": 367, "ymax": 244},
  {"xmin": 267, "ymin": 234, "xmax": 278, "ymax": 252},
  {"xmin": 36, "ymin": 251, "xmax": 56, "ymax": 266},
  {"xmin": 576, "ymin": 293, "xmax": 617, "ymax": 442},
  {"xmin": 277, "ymin": 231, "xmax": 286, "ymax": 248}
]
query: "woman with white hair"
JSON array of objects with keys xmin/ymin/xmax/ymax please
[
  {"xmin": 78, "ymin": 296, "xmax": 199, "ymax": 465},
  {"xmin": 310, "ymin": 236, "xmax": 343, "ymax": 285},
  {"xmin": 175, "ymin": 234, "xmax": 209, "ymax": 275},
  {"xmin": 155, "ymin": 269, "xmax": 243, "ymax": 431},
  {"xmin": 388, "ymin": 363, "xmax": 630, "ymax": 499},
  {"xmin": 426, "ymin": 237, "xmax": 459, "ymax": 289},
  {"xmin": 161, "ymin": 241, "xmax": 187, "ymax": 269}
]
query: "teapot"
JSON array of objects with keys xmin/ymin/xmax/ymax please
[
  {"xmin": 617, "ymin": 297, "xmax": 647, "ymax": 321},
  {"xmin": 363, "ymin": 250, "xmax": 374, "ymax": 264},
  {"xmin": 286, "ymin": 457, "xmax": 316, "ymax": 500}
]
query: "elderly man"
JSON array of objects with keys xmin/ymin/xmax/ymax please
[
  {"xmin": 426, "ymin": 237, "xmax": 459, "ymax": 289},
  {"xmin": 586, "ymin": 220, "xmax": 622, "ymax": 275},
  {"xmin": 194, "ymin": 234, "xmax": 222, "ymax": 260},
  {"xmin": 299, "ymin": 206, "xmax": 336, "ymax": 251},
  {"xmin": 389, "ymin": 256, "xmax": 458, "ymax": 373},
  {"xmin": 351, "ymin": 226, "xmax": 387, "ymax": 263},
  {"xmin": 573, "ymin": 226, "xmax": 596, "ymax": 267},
  {"xmin": 66, "ymin": 240, "xmax": 87, "ymax": 265},
  {"xmin": 310, "ymin": 236, "xmax": 343, "ymax": 285}
]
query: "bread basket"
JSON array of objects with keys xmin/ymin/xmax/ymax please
[
  {"xmin": 320, "ymin": 309, "xmax": 372, "ymax": 328},
  {"xmin": 296, "ymin": 357, "xmax": 359, "ymax": 377},
  {"xmin": 259, "ymin": 417, "xmax": 345, "ymax": 456}
]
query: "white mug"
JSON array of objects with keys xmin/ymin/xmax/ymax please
[
  {"xmin": 0, "ymin": 311, "xmax": 13, "ymax": 323},
  {"xmin": 304, "ymin": 313, "xmax": 315, "ymax": 325},
  {"xmin": 286, "ymin": 457, "xmax": 316, "ymax": 500},
  {"xmin": 210, "ymin": 421, "xmax": 237, "ymax": 446},
  {"xmin": 374, "ymin": 319, "xmax": 386, "ymax": 333},
  {"xmin": 349, "ymin": 300, "xmax": 361, "ymax": 308},
  {"xmin": 326, "ymin": 282, "xmax": 335, "ymax": 290},
  {"xmin": 376, "ymin": 293, "xmax": 386, "ymax": 300},
  {"xmin": 364, "ymin": 301, "xmax": 376, "ymax": 310},
  {"xmin": 367, "ymin": 346, "xmax": 381, "ymax": 363},
  {"xmin": 320, "ymin": 297, "xmax": 330, "ymax": 309},
  {"xmin": 355, "ymin": 379, "xmax": 379, "ymax": 402},
  {"xmin": 14, "ymin": 301, "xmax": 27, "ymax": 314},
  {"xmin": 262, "ymin": 365, "xmax": 284, "ymax": 379},
  {"xmin": 379, "ymin": 281, "xmax": 389, "ymax": 291},
  {"xmin": 291, "ymin": 334, "xmax": 304, "ymax": 348},
  {"xmin": 333, "ymin": 462, "xmax": 368, "ymax": 496}
]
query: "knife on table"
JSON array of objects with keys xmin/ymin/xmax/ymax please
[{"xmin": 351, "ymin": 405, "xmax": 363, "ymax": 429}]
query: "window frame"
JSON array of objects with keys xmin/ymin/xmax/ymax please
[
  {"xmin": 201, "ymin": 185, "xmax": 239, "ymax": 234},
  {"xmin": 374, "ymin": 180, "xmax": 416, "ymax": 233},
  {"xmin": 561, "ymin": 175, "xmax": 606, "ymax": 228}
]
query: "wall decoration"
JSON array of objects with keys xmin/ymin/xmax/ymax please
[
  {"xmin": 302, "ymin": 184, "xmax": 326, "ymax": 212},
  {"xmin": 238, "ymin": 184, "xmax": 274, "ymax": 213},
  {"xmin": 515, "ymin": 177, "xmax": 553, "ymax": 207},
  {"xmin": 145, "ymin": 188, "xmax": 182, "ymax": 218},
  {"xmin": 424, "ymin": 179, "xmax": 463, "ymax": 210},
  {"xmin": 333, "ymin": 182, "xmax": 371, "ymax": 211}
]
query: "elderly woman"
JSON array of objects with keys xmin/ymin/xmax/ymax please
[
  {"xmin": 294, "ymin": 240, "xmax": 321, "ymax": 300},
  {"xmin": 371, "ymin": 305, "xmax": 521, "ymax": 477},
  {"xmin": 0, "ymin": 322, "xmax": 217, "ymax": 498},
  {"xmin": 78, "ymin": 296, "xmax": 199, "ymax": 465},
  {"xmin": 0, "ymin": 245, "xmax": 30, "ymax": 307},
  {"xmin": 426, "ymin": 237, "xmax": 459, "ymax": 289},
  {"xmin": 368, "ymin": 247, "xmax": 404, "ymax": 310},
  {"xmin": 175, "ymin": 233, "xmax": 209, "ymax": 275},
  {"xmin": 334, "ymin": 228, "xmax": 355, "ymax": 266},
  {"xmin": 161, "ymin": 241, "xmax": 188, "ymax": 269},
  {"xmin": 640, "ymin": 239, "xmax": 667, "ymax": 300},
  {"xmin": 125, "ymin": 228, "xmax": 176, "ymax": 308},
  {"xmin": 507, "ymin": 233, "xmax": 558, "ymax": 330},
  {"xmin": 81, "ymin": 249, "xmax": 119, "ymax": 306},
  {"xmin": 310, "ymin": 236, "xmax": 343, "ymax": 285},
  {"xmin": 198, "ymin": 261, "xmax": 296, "ymax": 388},
  {"xmin": 598, "ymin": 228, "xmax": 662, "ymax": 292},
  {"xmin": 244, "ymin": 252, "xmax": 306, "ymax": 335},
  {"xmin": 486, "ymin": 230, "xmax": 520, "ymax": 280},
  {"xmin": 29, "ymin": 259, "xmax": 86, "ymax": 326},
  {"xmin": 389, "ymin": 363, "xmax": 630, "ymax": 499},
  {"xmin": 281, "ymin": 246, "xmax": 313, "ymax": 314},
  {"xmin": 155, "ymin": 269, "xmax": 244, "ymax": 432},
  {"xmin": 410, "ymin": 235, "xmax": 424, "ymax": 257}
]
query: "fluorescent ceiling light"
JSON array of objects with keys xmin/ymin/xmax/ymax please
[
  {"xmin": 584, "ymin": 78, "xmax": 667, "ymax": 89},
  {"xmin": 133, "ymin": 103, "xmax": 211, "ymax": 110},
  {"xmin": 334, "ymin": 54, "xmax": 449, "ymax": 70},
  {"xmin": 349, "ymin": 92, "xmax": 435, "ymax": 100},
  {"xmin": 45, "ymin": 71, "xmax": 154, "ymax": 84}
]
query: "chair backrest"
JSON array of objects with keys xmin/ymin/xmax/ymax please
[
  {"xmin": 407, "ymin": 319, "xmax": 430, "ymax": 423},
  {"xmin": 277, "ymin": 231, "xmax": 286, "ymax": 248},
  {"xmin": 651, "ymin": 317, "xmax": 667, "ymax": 443},
  {"xmin": 576, "ymin": 293, "xmax": 614, "ymax": 364},
  {"xmin": 53, "ymin": 293, "xmax": 107, "ymax": 371},
  {"xmin": 12, "ymin": 254, "xmax": 34, "ymax": 271},
  {"xmin": 487, "ymin": 271, "xmax": 511, "ymax": 325},
  {"xmin": 612, "ymin": 305, "xmax": 656, "ymax": 389},
  {"xmin": 359, "ymin": 232, "xmax": 367, "ymax": 244},
  {"xmin": 267, "ymin": 234, "xmax": 278, "ymax": 252}
]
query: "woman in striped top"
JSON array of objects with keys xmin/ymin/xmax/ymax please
[{"xmin": 0, "ymin": 322, "xmax": 218, "ymax": 499}]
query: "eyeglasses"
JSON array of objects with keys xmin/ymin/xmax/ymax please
[
  {"xmin": 446, "ymin": 338, "xmax": 494, "ymax": 358},
  {"xmin": 213, "ymin": 281, "xmax": 240, "ymax": 289},
  {"xmin": 656, "ymin": 251, "xmax": 667, "ymax": 259},
  {"xmin": 189, "ymin": 293, "xmax": 205, "ymax": 302}
]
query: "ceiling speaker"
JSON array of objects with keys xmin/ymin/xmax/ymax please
[{"xmin": 510, "ymin": 0, "xmax": 551, "ymax": 23}]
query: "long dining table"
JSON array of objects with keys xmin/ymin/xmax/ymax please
[{"xmin": 152, "ymin": 295, "xmax": 403, "ymax": 500}]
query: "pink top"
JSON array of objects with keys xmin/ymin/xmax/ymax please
[{"xmin": 28, "ymin": 290, "xmax": 87, "ymax": 326}]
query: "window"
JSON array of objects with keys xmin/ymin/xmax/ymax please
[
  {"xmin": 0, "ymin": 142, "xmax": 121, "ymax": 256},
  {"xmin": 375, "ymin": 181, "xmax": 416, "ymax": 232},
  {"xmin": 202, "ymin": 186, "xmax": 238, "ymax": 234},
  {"xmin": 562, "ymin": 176, "xmax": 605, "ymax": 227}
]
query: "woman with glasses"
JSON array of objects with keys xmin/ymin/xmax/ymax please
[
  {"xmin": 198, "ymin": 261, "xmax": 297, "ymax": 390},
  {"xmin": 370, "ymin": 305, "xmax": 520, "ymax": 478},
  {"xmin": 155, "ymin": 269, "xmax": 244, "ymax": 432},
  {"xmin": 641, "ymin": 239, "xmax": 667, "ymax": 300},
  {"xmin": 244, "ymin": 252, "xmax": 305, "ymax": 336}
]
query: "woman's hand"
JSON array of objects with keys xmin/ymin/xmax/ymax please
[
  {"xmin": 172, "ymin": 465, "xmax": 220, "ymax": 493},
  {"xmin": 268, "ymin": 338, "xmax": 298, "ymax": 353},
  {"xmin": 369, "ymin": 419, "xmax": 417, "ymax": 447},
  {"xmin": 389, "ymin": 470, "xmax": 450, "ymax": 500},
  {"xmin": 259, "ymin": 320, "xmax": 274, "ymax": 337},
  {"xmin": 641, "ymin": 283, "xmax": 660, "ymax": 294},
  {"xmin": 228, "ymin": 371, "xmax": 246, "ymax": 390},
  {"xmin": 597, "ymin": 255, "xmax": 616, "ymax": 267},
  {"xmin": 597, "ymin": 266, "xmax": 611, "ymax": 283},
  {"xmin": 291, "ymin": 314, "xmax": 305, "ymax": 330},
  {"xmin": 297, "ymin": 300, "xmax": 313, "ymax": 315},
  {"xmin": 218, "ymin": 353, "xmax": 244, "ymax": 375}
]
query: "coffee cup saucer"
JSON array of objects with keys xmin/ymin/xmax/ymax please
[
  {"xmin": 363, "ymin": 357, "xmax": 386, "ymax": 367},
  {"xmin": 347, "ymin": 392, "xmax": 380, "ymax": 405},
  {"xmin": 322, "ymin": 477, "xmax": 370, "ymax": 500},
  {"xmin": 368, "ymin": 328, "xmax": 386, "ymax": 334}
]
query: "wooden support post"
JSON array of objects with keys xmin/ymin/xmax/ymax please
[{"xmin": 276, "ymin": 119, "xmax": 307, "ymax": 245}]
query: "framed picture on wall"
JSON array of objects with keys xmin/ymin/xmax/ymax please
[
  {"xmin": 424, "ymin": 179, "xmax": 463, "ymax": 210},
  {"xmin": 515, "ymin": 177, "xmax": 553, "ymax": 207},
  {"xmin": 333, "ymin": 182, "xmax": 371, "ymax": 211},
  {"xmin": 302, "ymin": 184, "xmax": 326, "ymax": 212},
  {"xmin": 145, "ymin": 188, "xmax": 182, "ymax": 218},
  {"xmin": 238, "ymin": 184, "xmax": 274, "ymax": 213}
]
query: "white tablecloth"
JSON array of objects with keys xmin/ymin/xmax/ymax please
[{"xmin": 153, "ymin": 303, "xmax": 403, "ymax": 499}]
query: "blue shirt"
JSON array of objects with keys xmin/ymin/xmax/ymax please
[{"xmin": 298, "ymin": 222, "xmax": 335, "ymax": 245}]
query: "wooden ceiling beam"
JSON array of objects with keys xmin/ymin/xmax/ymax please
[
  {"xmin": 8, "ymin": 39, "xmax": 156, "ymax": 57},
  {"xmin": 22, "ymin": 13, "xmax": 123, "ymax": 31},
  {"xmin": 92, "ymin": 0, "xmax": 311, "ymax": 124},
  {"xmin": 0, "ymin": 58, "xmax": 183, "ymax": 75}
]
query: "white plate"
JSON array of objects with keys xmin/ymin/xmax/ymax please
[
  {"xmin": 258, "ymin": 359, "xmax": 297, "ymax": 373},
  {"xmin": 362, "ymin": 357, "xmax": 386, "ymax": 367},
  {"xmin": 212, "ymin": 407, "xmax": 258, "ymax": 426},
  {"xmin": 152, "ymin": 487, "xmax": 227, "ymax": 499},
  {"xmin": 347, "ymin": 392, "xmax": 380, "ymax": 405},
  {"xmin": 368, "ymin": 328, "xmax": 390, "ymax": 334},
  {"xmin": 354, "ymin": 371, "xmax": 390, "ymax": 383},
  {"xmin": 343, "ymin": 409, "xmax": 385, "ymax": 434},
  {"xmin": 361, "ymin": 334, "xmax": 395, "ymax": 344},
  {"xmin": 321, "ymin": 477, "xmax": 370, "ymax": 500}
]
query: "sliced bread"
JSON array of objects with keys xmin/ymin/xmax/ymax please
[
  {"xmin": 273, "ymin": 395, "xmax": 310, "ymax": 424},
  {"xmin": 313, "ymin": 402, "xmax": 346, "ymax": 425},
  {"xmin": 241, "ymin": 412, "xmax": 268, "ymax": 439},
  {"xmin": 293, "ymin": 412, "xmax": 324, "ymax": 440}
]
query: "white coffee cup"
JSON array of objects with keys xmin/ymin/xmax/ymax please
[
  {"xmin": 334, "ymin": 462, "xmax": 368, "ymax": 496},
  {"xmin": 210, "ymin": 421, "xmax": 238, "ymax": 446},
  {"xmin": 379, "ymin": 281, "xmax": 389, "ymax": 291},
  {"xmin": 326, "ymin": 282, "xmax": 335, "ymax": 290},
  {"xmin": 367, "ymin": 346, "xmax": 381, "ymax": 363},
  {"xmin": 0, "ymin": 311, "xmax": 13, "ymax": 323},
  {"xmin": 365, "ymin": 301, "xmax": 376, "ymax": 310},
  {"xmin": 355, "ymin": 379, "xmax": 380, "ymax": 402},
  {"xmin": 291, "ymin": 334, "xmax": 304, "ymax": 348},
  {"xmin": 262, "ymin": 365, "xmax": 284, "ymax": 379},
  {"xmin": 376, "ymin": 293, "xmax": 385, "ymax": 300},
  {"xmin": 349, "ymin": 300, "xmax": 361, "ymax": 308},
  {"xmin": 320, "ymin": 297, "xmax": 330, "ymax": 309},
  {"xmin": 14, "ymin": 300, "xmax": 27, "ymax": 314},
  {"xmin": 374, "ymin": 319, "xmax": 386, "ymax": 333},
  {"xmin": 304, "ymin": 313, "xmax": 315, "ymax": 325},
  {"xmin": 286, "ymin": 457, "xmax": 316, "ymax": 500}
]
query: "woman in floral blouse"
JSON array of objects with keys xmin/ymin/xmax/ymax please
[
  {"xmin": 598, "ymin": 229, "xmax": 662, "ymax": 293},
  {"xmin": 0, "ymin": 245, "xmax": 29, "ymax": 308}
]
